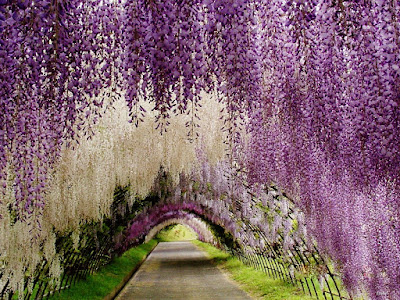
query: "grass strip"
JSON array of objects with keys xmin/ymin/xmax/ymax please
[
  {"xmin": 155, "ymin": 224, "xmax": 197, "ymax": 242},
  {"xmin": 50, "ymin": 239, "xmax": 157, "ymax": 300},
  {"xmin": 193, "ymin": 240, "xmax": 315, "ymax": 300}
]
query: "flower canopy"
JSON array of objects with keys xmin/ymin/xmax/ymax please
[{"xmin": 0, "ymin": 0, "xmax": 399, "ymax": 298}]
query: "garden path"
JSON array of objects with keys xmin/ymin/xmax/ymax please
[{"xmin": 115, "ymin": 241, "xmax": 253, "ymax": 300}]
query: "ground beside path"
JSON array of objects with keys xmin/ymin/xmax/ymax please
[{"xmin": 115, "ymin": 241, "xmax": 253, "ymax": 300}]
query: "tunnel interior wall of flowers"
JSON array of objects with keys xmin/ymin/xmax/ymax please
[
  {"xmin": 0, "ymin": 169, "xmax": 347, "ymax": 300},
  {"xmin": 1, "ymin": 0, "xmax": 400, "ymax": 299}
]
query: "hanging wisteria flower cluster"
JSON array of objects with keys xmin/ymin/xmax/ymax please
[
  {"xmin": 242, "ymin": 1, "xmax": 400, "ymax": 298},
  {"xmin": 1, "ymin": 0, "xmax": 400, "ymax": 298},
  {"xmin": 121, "ymin": 151, "xmax": 310, "ymax": 268},
  {"xmin": 0, "ymin": 87, "xmax": 225, "ymax": 292},
  {"xmin": 0, "ymin": 0, "xmax": 120, "ymax": 222}
]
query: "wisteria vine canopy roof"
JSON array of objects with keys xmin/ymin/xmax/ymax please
[{"xmin": 0, "ymin": 0, "xmax": 400, "ymax": 299}]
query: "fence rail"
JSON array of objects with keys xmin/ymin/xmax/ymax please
[
  {"xmin": 224, "ymin": 184, "xmax": 352, "ymax": 300},
  {"xmin": 0, "ymin": 183, "xmax": 352, "ymax": 300}
]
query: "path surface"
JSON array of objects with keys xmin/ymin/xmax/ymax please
[{"xmin": 115, "ymin": 241, "xmax": 253, "ymax": 300}]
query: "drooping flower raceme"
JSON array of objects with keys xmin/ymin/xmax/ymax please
[{"xmin": 1, "ymin": 0, "xmax": 400, "ymax": 298}]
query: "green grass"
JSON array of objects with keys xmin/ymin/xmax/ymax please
[
  {"xmin": 193, "ymin": 240, "xmax": 315, "ymax": 300},
  {"xmin": 47, "ymin": 224, "xmax": 194, "ymax": 299},
  {"xmin": 45, "ymin": 225, "xmax": 326, "ymax": 300},
  {"xmin": 155, "ymin": 224, "xmax": 198, "ymax": 242},
  {"xmin": 49, "ymin": 240, "xmax": 157, "ymax": 300}
]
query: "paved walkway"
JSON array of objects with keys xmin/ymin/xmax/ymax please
[{"xmin": 115, "ymin": 241, "xmax": 253, "ymax": 300}]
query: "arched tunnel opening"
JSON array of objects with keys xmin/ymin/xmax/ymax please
[
  {"xmin": 150, "ymin": 223, "xmax": 200, "ymax": 241},
  {"xmin": 145, "ymin": 219, "xmax": 211, "ymax": 243},
  {"xmin": 1, "ymin": 1, "xmax": 399, "ymax": 299},
  {"xmin": 1, "ymin": 168, "xmax": 348, "ymax": 299}
]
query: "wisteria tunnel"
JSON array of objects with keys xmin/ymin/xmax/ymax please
[{"xmin": 0, "ymin": 0, "xmax": 400, "ymax": 299}]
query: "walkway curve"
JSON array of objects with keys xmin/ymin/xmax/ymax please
[{"xmin": 115, "ymin": 241, "xmax": 253, "ymax": 300}]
